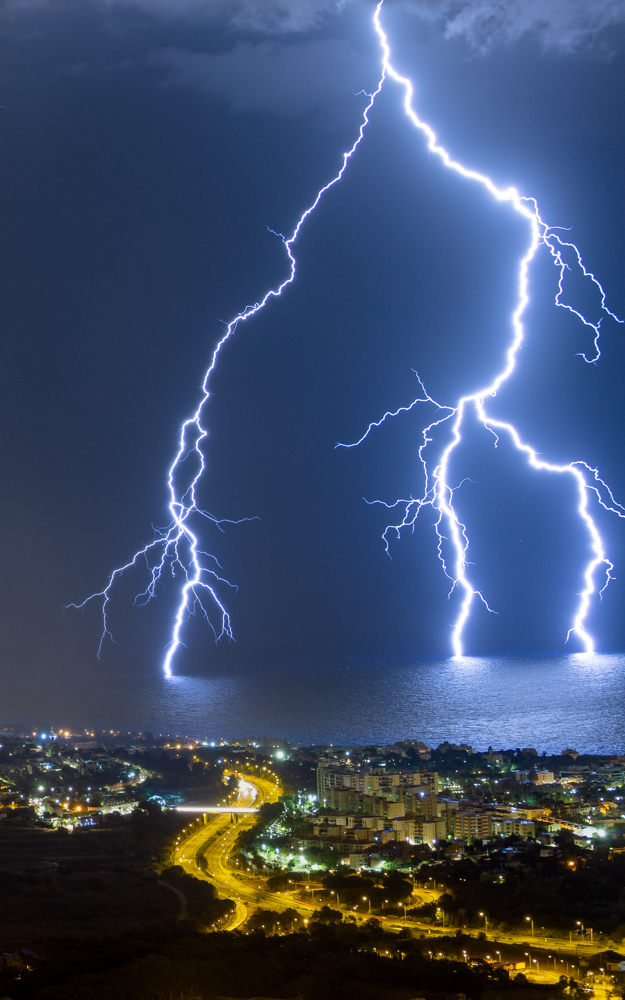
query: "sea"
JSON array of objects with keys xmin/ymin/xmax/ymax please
[{"xmin": 5, "ymin": 652, "xmax": 624, "ymax": 754}]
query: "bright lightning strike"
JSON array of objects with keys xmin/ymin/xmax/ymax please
[
  {"xmin": 337, "ymin": 2, "xmax": 625, "ymax": 658},
  {"xmin": 68, "ymin": 74, "xmax": 384, "ymax": 677},
  {"xmin": 70, "ymin": 0, "xmax": 623, "ymax": 672}
]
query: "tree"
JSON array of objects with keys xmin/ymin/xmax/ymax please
[{"xmin": 313, "ymin": 905, "xmax": 342, "ymax": 923}]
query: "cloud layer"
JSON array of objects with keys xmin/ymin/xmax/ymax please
[
  {"xmin": 106, "ymin": 0, "xmax": 351, "ymax": 33},
  {"xmin": 103, "ymin": 0, "xmax": 625, "ymax": 49},
  {"xmin": 406, "ymin": 0, "xmax": 625, "ymax": 52},
  {"xmin": 2, "ymin": 0, "xmax": 624, "ymax": 49}
]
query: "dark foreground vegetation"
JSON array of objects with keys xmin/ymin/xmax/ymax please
[
  {"xmin": 0, "ymin": 925, "xmax": 574, "ymax": 1000},
  {"xmin": 0, "ymin": 804, "xmax": 197, "ymax": 947}
]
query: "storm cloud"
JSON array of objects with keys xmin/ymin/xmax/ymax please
[
  {"xmin": 3, "ymin": 0, "xmax": 623, "ymax": 49},
  {"xmin": 110, "ymin": 0, "xmax": 625, "ymax": 49},
  {"xmin": 105, "ymin": 0, "xmax": 352, "ymax": 33},
  {"xmin": 404, "ymin": 0, "xmax": 625, "ymax": 52}
]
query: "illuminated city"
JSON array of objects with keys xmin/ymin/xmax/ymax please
[
  {"xmin": 3, "ymin": 726, "xmax": 625, "ymax": 996},
  {"xmin": 1, "ymin": 0, "xmax": 625, "ymax": 998}
]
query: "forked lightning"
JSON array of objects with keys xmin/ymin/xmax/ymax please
[
  {"xmin": 338, "ymin": 4, "xmax": 624, "ymax": 657},
  {"xmin": 71, "ymin": 1, "xmax": 623, "ymax": 671}
]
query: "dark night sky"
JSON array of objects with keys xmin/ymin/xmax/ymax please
[{"xmin": 1, "ymin": 0, "xmax": 625, "ymax": 694}]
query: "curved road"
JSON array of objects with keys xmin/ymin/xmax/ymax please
[
  {"xmin": 174, "ymin": 790, "xmax": 607, "ymax": 999},
  {"xmin": 174, "ymin": 773, "xmax": 295, "ymax": 929},
  {"xmin": 173, "ymin": 773, "xmax": 437, "ymax": 931}
]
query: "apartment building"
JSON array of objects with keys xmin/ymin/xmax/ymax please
[
  {"xmin": 453, "ymin": 811, "xmax": 491, "ymax": 840},
  {"xmin": 454, "ymin": 810, "xmax": 535, "ymax": 841}
]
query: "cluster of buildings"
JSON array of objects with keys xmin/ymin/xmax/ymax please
[
  {"xmin": 4, "ymin": 725, "xmax": 625, "ymax": 871},
  {"xmin": 267, "ymin": 739, "xmax": 625, "ymax": 868},
  {"xmin": 0, "ymin": 726, "xmax": 292, "ymax": 831},
  {"xmin": 0, "ymin": 731, "xmax": 149, "ymax": 827},
  {"xmin": 310, "ymin": 759, "xmax": 536, "ymax": 861},
  {"xmin": 0, "ymin": 727, "xmax": 276, "ymax": 830}
]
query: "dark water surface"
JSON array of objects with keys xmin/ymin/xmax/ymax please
[{"xmin": 3, "ymin": 653, "xmax": 624, "ymax": 753}]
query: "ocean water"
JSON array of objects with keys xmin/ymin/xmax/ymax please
[{"xmin": 5, "ymin": 652, "xmax": 624, "ymax": 754}]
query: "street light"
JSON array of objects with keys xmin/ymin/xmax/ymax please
[
  {"xmin": 526, "ymin": 916, "xmax": 534, "ymax": 937},
  {"xmin": 479, "ymin": 912, "xmax": 489, "ymax": 931},
  {"xmin": 363, "ymin": 896, "xmax": 371, "ymax": 914}
]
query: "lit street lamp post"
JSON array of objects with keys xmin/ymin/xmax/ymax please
[
  {"xmin": 479, "ymin": 912, "xmax": 489, "ymax": 932},
  {"xmin": 526, "ymin": 917, "xmax": 534, "ymax": 937}
]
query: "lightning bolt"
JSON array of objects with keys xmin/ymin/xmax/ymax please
[
  {"xmin": 336, "ymin": 3, "xmax": 625, "ymax": 657},
  {"xmin": 68, "ymin": 73, "xmax": 385, "ymax": 677},
  {"xmin": 70, "ymin": 0, "xmax": 623, "ymax": 673}
]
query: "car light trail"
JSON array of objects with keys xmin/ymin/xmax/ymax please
[
  {"xmin": 336, "ymin": 3, "xmax": 624, "ymax": 656},
  {"xmin": 70, "ymin": 1, "xmax": 623, "ymax": 669},
  {"xmin": 176, "ymin": 806, "xmax": 259, "ymax": 814}
]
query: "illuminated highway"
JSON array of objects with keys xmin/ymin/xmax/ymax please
[
  {"xmin": 173, "ymin": 773, "xmax": 437, "ymax": 931},
  {"xmin": 173, "ymin": 772, "xmax": 297, "ymax": 930},
  {"xmin": 174, "ymin": 794, "xmax": 607, "ymax": 998}
]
